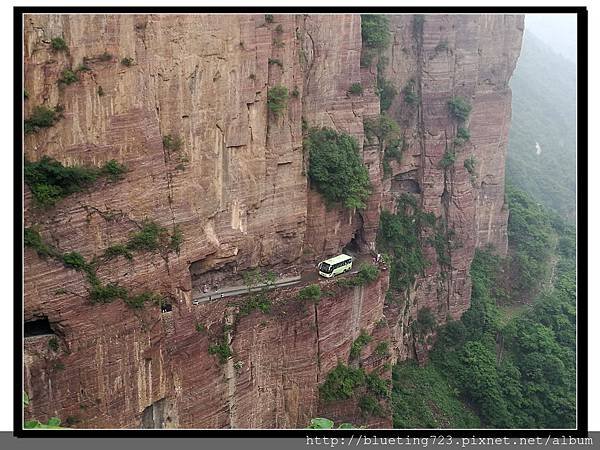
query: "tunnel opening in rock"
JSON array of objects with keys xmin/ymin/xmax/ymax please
[
  {"xmin": 24, "ymin": 317, "xmax": 55, "ymax": 338},
  {"xmin": 391, "ymin": 170, "xmax": 421, "ymax": 195},
  {"xmin": 161, "ymin": 303, "xmax": 173, "ymax": 313},
  {"xmin": 343, "ymin": 214, "xmax": 366, "ymax": 256}
]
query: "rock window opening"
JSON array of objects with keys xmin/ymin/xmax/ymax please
[{"xmin": 24, "ymin": 317, "xmax": 55, "ymax": 338}]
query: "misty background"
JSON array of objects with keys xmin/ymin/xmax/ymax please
[{"xmin": 507, "ymin": 13, "xmax": 577, "ymax": 222}]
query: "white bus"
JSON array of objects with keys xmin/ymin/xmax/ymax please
[{"xmin": 318, "ymin": 254, "xmax": 353, "ymax": 278}]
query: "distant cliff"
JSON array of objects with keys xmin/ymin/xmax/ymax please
[{"xmin": 23, "ymin": 13, "xmax": 523, "ymax": 428}]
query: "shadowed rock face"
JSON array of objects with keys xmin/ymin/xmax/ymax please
[{"xmin": 23, "ymin": 13, "xmax": 522, "ymax": 428}]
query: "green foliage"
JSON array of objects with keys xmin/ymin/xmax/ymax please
[
  {"xmin": 377, "ymin": 77, "xmax": 397, "ymax": 111},
  {"xmin": 208, "ymin": 339, "xmax": 233, "ymax": 364},
  {"xmin": 319, "ymin": 364, "xmax": 366, "ymax": 402},
  {"xmin": 101, "ymin": 159, "xmax": 127, "ymax": 182},
  {"xmin": 464, "ymin": 155, "xmax": 476, "ymax": 175},
  {"xmin": 411, "ymin": 307, "xmax": 436, "ymax": 337},
  {"xmin": 124, "ymin": 291, "xmax": 162, "ymax": 309},
  {"xmin": 267, "ymin": 85, "xmax": 289, "ymax": 117},
  {"xmin": 268, "ymin": 58, "xmax": 283, "ymax": 67},
  {"xmin": 507, "ymin": 32, "xmax": 575, "ymax": 221},
  {"xmin": 238, "ymin": 292, "xmax": 271, "ymax": 317},
  {"xmin": 305, "ymin": 127, "xmax": 372, "ymax": 210},
  {"xmin": 350, "ymin": 330, "xmax": 372, "ymax": 359},
  {"xmin": 170, "ymin": 225, "xmax": 183, "ymax": 254},
  {"xmin": 61, "ymin": 251, "xmax": 90, "ymax": 272},
  {"xmin": 364, "ymin": 114, "xmax": 400, "ymax": 148},
  {"xmin": 48, "ymin": 337, "xmax": 59, "ymax": 352},
  {"xmin": 297, "ymin": 284, "xmax": 321, "ymax": 303},
  {"xmin": 439, "ymin": 150, "xmax": 456, "ymax": 169},
  {"xmin": 24, "ymin": 105, "xmax": 62, "ymax": 134},
  {"xmin": 162, "ymin": 134, "xmax": 183, "ymax": 152},
  {"xmin": 361, "ymin": 15, "xmax": 391, "ymax": 49},
  {"xmin": 120, "ymin": 57, "xmax": 134, "ymax": 66},
  {"xmin": 24, "ymin": 417, "xmax": 63, "ymax": 429},
  {"xmin": 50, "ymin": 37, "xmax": 68, "ymax": 51},
  {"xmin": 359, "ymin": 394, "xmax": 384, "ymax": 417},
  {"xmin": 348, "ymin": 83, "xmax": 364, "ymax": 95},
  {"xmin": 391, "ymin": 361, "xmax": 480, "ymax": 428},
  {"xmin": 356, "ymin": 264, "xmax": 380, "ymax": 284},
  {"xmin": 195, "ymin": 323, "xmax": 206, "ymax": 333},
  {"xmin": 103, "ymin": 244, "xmax": 133, "ymax": 261},
  {"xmin": 264, "ymin": 14, "xmax": 274, "ymax": 23},
  {"xmin": 126, "ymin": 220, "xmax": 167, "ymax": 252},
  {"xmin": 24, "ymin": 157, "xmax": 100, "ymax": 206},
  {"xmin": 374, "ymin": 341, "xmax": 390, "ymax": 357},
  {"xmin": 89, "ymin": 282, "xmax": 128, "ymax": 303},
  {"xmin": 456, "ymin": 127, "xmax": 471, "ymax": 143},
  {"xmin": 24, "ymin": 227, "xmax": 58, "ymax": 258},
  {"xmin": 58, "ymin": 68, "xmax": 78, "ymax": 85},
  {"xmin": 506, "ymin": 186, "xmax": 555, "ymax": 295},
  {"xmin": 377, "ymin": 195, "xmax": 433, "ymax": 293},
  {"xmin": 291, "ymin": 86, "xmax": 300, "ymax": 98},
  {"xmin": 307, "ymin": 418, "xmax": 334, "ymax": 429},
  {"xmin": 402, "ymin": 79, "xmax": 418, "ymax": 105},
  {"xmin": 447, "ymin": 96, "xmax": 472, "ymax": 122},
  {"xmin": 413, "ymin": 15, "xmax": 424, "ymax": 39}
]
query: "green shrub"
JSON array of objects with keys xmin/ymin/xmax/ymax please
[
  {"xmin": 361, "ymin": 15, "xmax": 391, "ymax": 49},
  {"xmin": 439, "ymin": 150, "xmax": 456, "ymax": 169},
  {"xmin": 238, "ymin": 293, "xmax": 271, "ymax": 317},
  {"xmin": 58, "ymin": 68, "xmax": 78, "ymax": 85},
  {"xmin": 364, "ymin": 114, "xmax": 400, "ymax": 149},
  {"xmin": 305, "ymin": 127, "xmax": 371, "ymax": 210},
  {"xmin": 265, "ymin": 14, "xmax": 274, "ymax": 23},
  {"xmin": 24, "ymin": 89, "xmax": 29, "ymax": 100},
  {"xmin": 356, "ymin": 264, "xmax": 380, "ymax": 284},
  {"xmin": 126, "ymin": 220, "xmax": 167, "ymax": 252},
  {"xmin": 120, "ymin": 57, "xmax": 134, "ymax": 67},
  {"xmin": 291, "ymin": 86, "xmax": 300, "ymax": 98},
  {"xmin": 267, "ymin": 85, "xmax": 289, "ymax": 117},
  {"xmin": 268, "ymin": 58, "xmax": 283, "ymax": 67},
  {"xmin": 453, "ymin": 127, "xmax": 471, "ymax": 147},
  {"xmin": 102, "ymin": 159, "xmax": 127, "ymax": 181},
  {"xmin": 464, "ymin": 155, "xmax": 476, "ymax": 175},
  {"xmin": 359, "ymin": 394, "xmax": 384, "ymax": 417},
  {"xmin": 298, "ymin": 284, "xmax": 321, "ymax": 303},
  {"xmin": 24, "ymin": 105, "xmax": 62, "ymax": 133},
  {"xmin": 103, "ymin": 244, "xmax": 133, "ymax": 261},
  {"xmin": 24, "ymin": 227, "xmax": 57, "ymax": 258},
  {"xmin": 448, "ymin": 96, "xmax": 472, "ymax": 122},
  {"xmin": 348, "ymin": 83, "xmax": 364, "ymax": 95},
  {"xmin": 195, "ymin": 323, "xmax": 206, "ymax": 333},
  {"xmin": 24, "ymin": 157, "xmax": 100, "ymax": 206},
  {"xmin": 377, "ymin": 77, "xmax": 397, "ymax": 111},
  {"xmin": 319, "ymin": 364, "xmax": 366, "ymax": 402},
  {"xmin": 402, "ymin": 80, "xmax": 418, "ymax": 105},
  {"xmin": 124, "ymin": 291, "xmax": 161, "ymax": 309},
  {"xmin": 350, "ymin": 330, "xmax": 372, "ymax": 359},
  {"xmin": 48, "ymin": 337, "xmax": 59, "ymax": 352},
  {"xmin": 89, "ymin": 282, "xmax": 128, "ymax": 303},
  {"xmin": 411, "ymin": 307, "xmax": 436, "ymax": 337},
  {"xmin": 51, "ymin": 37, "xmax": 68, "ymax": 51},
  {"xmin": 162, "ymin": 134, "xmax": 183, "ymax": 152},
  {"xmin": 24, "ymin": 417, "xmax": 62, "ymax": 429},
  {"xmin": 61, "ymin": 251, "xmax": 89, "ymax": 271},
  {"xmin": 375, "ymin": 341, "xmax": 390, "ymax": 356},
  {"xmin": 170, "ymin": 225, "xmax": 183, "ymax": 253},
  {"xmin": 209, "ymin": 340, "xmax": 233, "ymax": 364}
]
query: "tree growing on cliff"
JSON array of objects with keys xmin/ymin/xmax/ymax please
[
  {"xmin": 361, "ymin": 14, "xmax": 391, "ymax": 50},
  {"xmin": 305, "ymin": 127, "xmax": 372, "ymax": 210},
  {"xmin": 448, "ymin": 96, "xmax": 472, "ymax": 122},
  {"xmin": 267, "ymin": 85, "xmax": 289, "ymax": 118}
]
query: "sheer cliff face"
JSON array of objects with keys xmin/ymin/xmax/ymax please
[{"xmin": 23, "ymin": 14, "xmax": 522, "ymax": 428}]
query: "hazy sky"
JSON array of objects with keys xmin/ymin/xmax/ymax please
[{"xmin": 525, "ymin": 14, "xmax": 577, "ymax": 63}]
